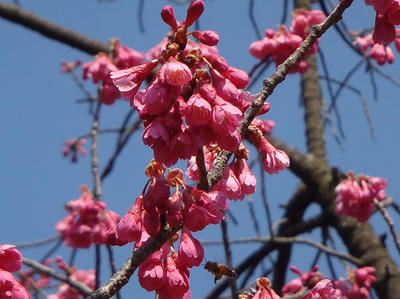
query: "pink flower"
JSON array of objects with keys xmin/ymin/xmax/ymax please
[
  {"xmin": 55, "ymin": 185, "xmax": 120, "ymax": 248},
  {"xmin": 335, "ymin": 172, "xmax": 387, "ymax": 222},
  {"xmin": 161, "ymin": 6, "xmax": 178, "ymax": 30},
  {"xmin": 249, "ymin": 37, "xmax": 276, "ymax": 60},
  {"xmin": 177, "ymin": 228, "xmax": 204, "ymax": 268},
  {"xmin": 82, "ymin": 53, "xmax": 118, "ymax": 84},
  {"xmin": 302, "ymin": 279, "xmax": 341, "ymax": 299},
  {"xmin": 0, "ymin": 270, "xmax": 30, "ymax": 299},
  {"xmin": 112, "ymin": 39, "xmax": 145, "ymax": 69},
  {"xmin": 373, "ymin": 12, "xmax": 395, "ymax": 44},
  {"xmin": 157, "ymin": 255, "xmax": 189, "ymax": 298},
  {"xmin": 354, "ymin": 267, "xmax": 376, "ymax": 289},
  {"xmin": 184, "ymin": 93, "xmax": 212, "ymax": 126},
  {"xmin": 161, "ymin": 58, "xmax": 193, "ymax": 87},
  {"xmin": 183, "ymin": 188, "xmax": 228, "ymax": 232},
  {"xmin": 221, "ymin": 67, "xmax": 249, "ymax": 89},
  {"xmin": 369, "ymin": 43, "xmax": 395, "ymax": 65},
  {"xmin": 192, "ymin": 30, "xmax": 219, "ymax": 46},
  {"xmin": 184, "ymin": 0, "xmax": 204, "ymax": 27},
  {"xmin": 62, "ymin": 138, "xmax": 86, "ymax": 163},
  {"xmin": 138, "ymin": 257, "xmax": 166, "ymax": 291},
  {"xmin": 211, "ymin": 97, "xmax": 242, "ymax": 136},
  {"xmin": 111, "ymin": 60, "xmax": 159, "ymax": 105},
  {"xmin": 231, "ymin": 158, "xmax": 257, "ymax": 200},
  {"xmin": 252, "ymin": 277, "xmax": 281, "ymax": 299},
  {"xmin": 0, "ymin": 245, "xmax": 22, "ymax": 273},
  {"xmin": 49, "ymin": 268, "xmax": 94, "ymax": 299},
  {"xmin": 258, "ymin": 138, "xmax": 290, "ymax": 175}
]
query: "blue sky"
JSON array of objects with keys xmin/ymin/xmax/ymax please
[{"xmin": 1, "ymin": 0, "xmax": 399, "ymax": 298}]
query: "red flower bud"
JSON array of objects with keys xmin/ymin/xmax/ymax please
[{"xmin": 185, "ymin": 0, "xmax": 204, "ymax": 27}]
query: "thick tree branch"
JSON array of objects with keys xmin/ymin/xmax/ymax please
[{"xmin": 0, "ymin": 2, "xmax": 109, "ymax": 55}]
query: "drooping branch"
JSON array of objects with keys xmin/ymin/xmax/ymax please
[{"xmin": 0, "ymin": 2, "xmax": 109, "ymax": 55}]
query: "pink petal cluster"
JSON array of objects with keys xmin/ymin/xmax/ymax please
[
  {"xmin": 282, "ymin": 265, "xmax": 323, "ymax": 296},
  {"xmin": 81, "ymin": 40, "xmax": 145, "ymax": 105},
  {"xmin": 249, "ymin": 10, "xmax": 325, "ymax": 73},
  {"xmin": 361, "ymin": 0, "xmax": 400, "ymax": 43},
  {"xmin": 353, "ymin": 33, "xmax": 395, "ymax": 65},
  {"xmin": 333, "ymin": 267, "xmax": 376, "ymax": 299},
  {"xmin": 55, "ymin": 185, "xmax": 120, "ymax": 248},
  {"xmin": 186, "ymin": 144, "xmax": 257, "ymax": 200},
  {"xmin": 0, "ymin": 244, "xmax": 30, "ymax": 299},
  {"xmin": 301, "ymin": 279, "xmax": 341, "ymax": 299},
  {"xmin": 48, "ymin": 257, "xmax": 95, "ymax": 299},
  {"xmin": 62, "ymin": 138, "xmax": 86, "ymax": 163},
  {"xmin": 247, "ymin": 124, "xmax": 290, "ymax": 175},
  {"xmin": 335, "ymin": 172, "xmax": 387, "ymax": 222},
  {"xmin": 110, "ymin": 0, "xmax": 273, "ymax": 167},
  {"xmin": 239, "ymin": 277, "xmax": 281, "ymax": 299}
]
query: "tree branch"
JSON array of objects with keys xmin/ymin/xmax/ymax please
[{"xmin": 0, "ymin": 2, "xmax": 109, "ymax": 55}]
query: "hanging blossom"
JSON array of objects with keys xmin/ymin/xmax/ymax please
[
  {"xmin": 335, "ymin": 171, "xmax": 387, "ymax": 222},
  {"xmin": 105, "ymin": 160, "xmax": 208, "ymax": 298},
  {"xmin": 249, "ymin": 9, "xmax": 325, "ymax": 73},
  {"xmin": 351, "ymin": 0, "xmax": 400, "ymax": 44},
  {"xmin": 55, "ymin": 185, "xmax": 120, "ymax": 248},
  {"xmin": 79, "ymin": 38, "xmax": 145, "ymax": 105},
  {"xmin": 282, "ymin": 265, "xmax": 323, "ymax": 296},
  {"xmin": 110, "ymin": 0, "xmax": 282, "ymax": 168},
  {"xmin": 106, "ymin": 1, "xmax": 289, "ymax": 297},
  {"xmin": 0, "ymin": 244, "xmax": 31, "ymax": 299},
  {"xmin": 48, "ymin": 256, "xmax": 94, "ymax": 299},
  {"xmin": 352, "ymin": 32, "xmax": 395, "ymax": 65},
  {"xmin": 62, "ymin": 138, "xmax": 86, "ymax": 163}
]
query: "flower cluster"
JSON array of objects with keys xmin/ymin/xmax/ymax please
[
  {"xmin": 353, "ymin": 32, "xmax": 397, "ymax": 65},
  {"xmin": 334, "ymin": 267, "xmax": 376, "ymax": 299},
  {"xmin": 282, "ymin": 265, "xmax": 323, "ymax": 296},
  {"xmin": 240, "ymin": 266, "xmax": 375, "ymax": 299},
  {"xmin": 362, "ymin": 0, "xmax": 400, "ymax": 44},
  {"xmin": 55, "ymin": 185, "xmax": 120, "ymax": 248},
  {"xmin": 104, "ymin": 160, "xmax": 223, "ymax": 297},
  {"xmin": 0, "ymin": 244, "xmax": 30, "ymax": 299},
  {"xmin": 249, "ymin": 9, "xmax": 325, "ymax": 73},
  {"xmin": 335, "ymin": 171, "xmax": 387, "ymax": 222},
  {"xmin": 239, "ymin": 277, "xmax": 281, "ymax": 299},
  {"xmin": 62, "ymin": 138, "xmax": 86, "ymax": 163},
  {"xmin": 48, "ymin": 256, "xmax": 95, "ymax": 299},
  {"xmin": 111, "ymin": 0, "xmax": 283, "ymax": 169},
  {"xmin": 82, "ymin": 39, "xmax": 145, "ymax": 105}
]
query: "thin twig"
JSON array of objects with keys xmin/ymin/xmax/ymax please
[
  {"xmin": 137, "ymin": 0, "xmax": 145, "ymax": 33},
  {"xmin": 201, "ymin": 235, "xmax": 361, "ymax": 265},
  {"xmin": 95, "ymin": 245, "xmax": 101, "ymax": 290},
  {"xmin": 259, "ymin": 160, "xmax": 274, "ymax": 237},
  {"xmin": 22, "ymin": 257, "xmax": 93, "ymax": 296},
  {"xmin": 374, "ymin": 199, "xmax": 400, "ymax": 255},
  {"xmin": 248, "ymin": 0, "xmax": 261, "ymax": 40},
  {"xmin": 100, "ymin": 117, "xmax": 143, "ymax": 181},
  {"xmin": 16, "ymin": 235, "xmax": 61, "ymax": 249},
  {"xmin": 221, "ymin": 218, "xmax": 238, "ymax": 298},
  {"xmin": 40, "ymin": 238, "xmax": 63, "ymax": 263}
]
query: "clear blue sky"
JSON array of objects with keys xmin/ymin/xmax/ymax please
[{"xmin": 0, "ymin": 0, "xmax": 399, "ymax": 298}]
